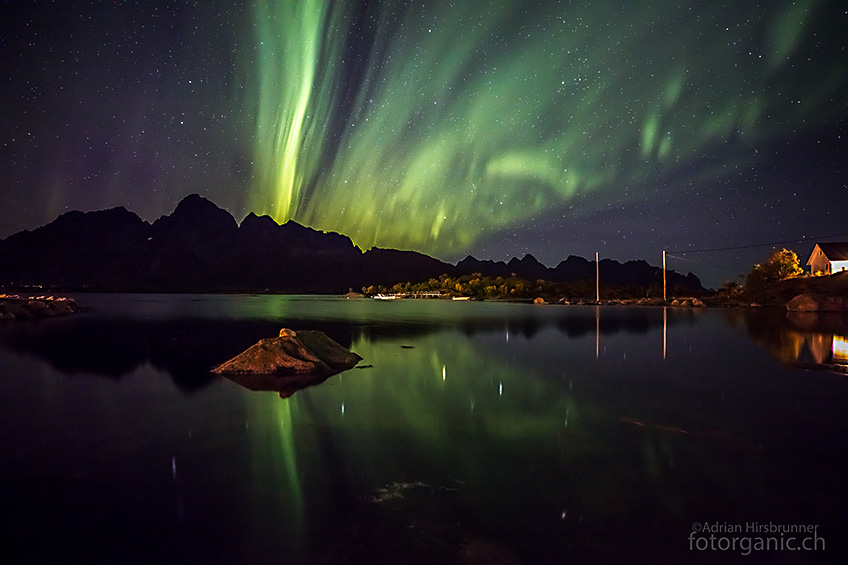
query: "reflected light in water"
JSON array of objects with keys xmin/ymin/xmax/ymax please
[
  {"xmin": 246, "ymin": 395, "xmax": 306, "ymax": 549},
  {"xmin": 595, "ymin": 306, "xmax": 600, "ymax": 359},
  {"xmin": 834, "ymin": 336, "xmax": 848, "ymax": 362},
  {"xmin": 276, "ymin": 401, "xmax": 305, "ymax": 516}
]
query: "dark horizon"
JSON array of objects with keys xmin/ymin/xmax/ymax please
[
  {"xmin": 0, "ymin": 193, "xmax": 709, "ymax": 300},
  {"xmin": 4, "ymin": 191, "xmax": 844, "ymax": 291}
]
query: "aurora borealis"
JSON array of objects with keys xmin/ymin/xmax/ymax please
[{"xmin": 3, "ymin": 1, "xmax": 847, "ymax": 286}]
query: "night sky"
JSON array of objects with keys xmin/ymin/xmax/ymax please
[{"xmin": 2, "ymin": 1, "xmax": 847, "ymax": 287}]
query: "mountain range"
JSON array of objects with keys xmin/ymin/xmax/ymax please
[{"xmin": 0, "ymin": 194, "xmax": 705, "ymax": 294}]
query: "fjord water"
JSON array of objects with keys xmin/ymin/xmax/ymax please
[{"xmin": 1, "ymin": 295, "xmax": 847, "ymax": 563}]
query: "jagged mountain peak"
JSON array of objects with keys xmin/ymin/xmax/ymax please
[
  {"xmin": 240, "ymin": 212, "xmax": 279, "ymax": 231},
  {"xmin": 151, "ymin": 194, "xmax": 238, "ymax": 236}
]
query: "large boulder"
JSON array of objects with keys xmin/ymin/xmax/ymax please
[
  {"xmin": 786, "ymin": 294, "xmax": 848, "ymax": 312},
  {"xmin": 212, "ymin": 329, "xmax": 362, "ymax": 377},
  {"xmin": 26, "ymin": 300, "xmax": 50, "ymax": 317},
  {"xmin": 47, "ymin": 298, "xmax": 78, "ymax": 316}
]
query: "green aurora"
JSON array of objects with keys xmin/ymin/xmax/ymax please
[{"xmin": 247, "ymin": 0, "xmax": 844, "ymax": 255}]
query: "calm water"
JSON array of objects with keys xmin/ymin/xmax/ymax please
[{"xmin": 2, "ymin": 295, "xmax": 847, "ymax": 563}]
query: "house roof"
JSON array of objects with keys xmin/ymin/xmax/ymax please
[{"xmin": 814, "ymin": 242, "xmax": 848, "ymax": 261}]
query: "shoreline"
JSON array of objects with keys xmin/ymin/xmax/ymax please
[{"xmin": 2, "ymin": 287, "xmax": 844, "ymax": 316}]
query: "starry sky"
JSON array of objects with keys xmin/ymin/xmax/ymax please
[{"xmin": 2, "ymin": 0, "xmax": 847, "ymax": 287}]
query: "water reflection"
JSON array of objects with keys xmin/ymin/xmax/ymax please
[
  {"xmin": 731, "ymin": 308, "xmax": 848, "ymax": 372},
  {"xmin": 223, "ymin": 368, "xmax": 369, "ymax": 398},
  {"xmin": 0, "ymin": 295, "xmax": 688, "ymax": 389},
  {"xmin": 241, "ymin": 318, "xmax": 848, "ymax": 561},
  {"xmin": 3, "ymin": 295, "xmax": 848, "ymax": 562},
  {"xmin": 835, "ymin": 335, "xmax": 848, "ymax": 362}
]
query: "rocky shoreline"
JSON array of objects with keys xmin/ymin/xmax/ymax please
[{"xmin": 0, "ymin": 294, "xmax": 80, "ymax": 321}]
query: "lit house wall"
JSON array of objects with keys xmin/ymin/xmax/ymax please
[{"xmin": 831, "ymin": 260, "xmax": 848, "ymax": 273}]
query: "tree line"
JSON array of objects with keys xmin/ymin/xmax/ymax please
[{"xmin": 362, "ymin": 273, "xmax": 672, "ymax": 300}]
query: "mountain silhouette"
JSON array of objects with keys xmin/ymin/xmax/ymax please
[{"xmin": 0, "ymin": 194, "xmax": 705, "ymax": 294}]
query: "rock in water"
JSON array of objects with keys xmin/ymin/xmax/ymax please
[
  {"xmin": 786, "ymin": 294, "xmax": 820, "ymax": 312},
  {"xmin": 786, "ymin": 293, "xmax": 848, "ymax": 312},
  {"xmin": 212, "ymin": 329, "xmax": 362, "ymax": 377},
  {"xmin": 294, "ymin": 330, "xmax": 363, "ymax": 369}
]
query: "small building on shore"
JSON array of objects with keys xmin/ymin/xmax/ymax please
[{"xmin": 807, "ymin": 242, "xmax": 848, "ymax": 275}]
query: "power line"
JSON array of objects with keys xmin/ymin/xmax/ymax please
[
  {"xmin": 666, "ymin": 254, "xmax": 746, "ymax": 274},
  {"xmin": 668, "ymin": 231, "xmax": 848, "ymax": 254},
  {"xmin": 665, "ymin": 254, "xmax": 698, "ymax": 263}
]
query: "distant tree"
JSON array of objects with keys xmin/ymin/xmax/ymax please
[
  {"xmin": 718, "ymin": 280, "xmax": 742, "ymax": 298},
  {"xmin": 745, "ymin": 248, "xmax": 803, "ymax": 300},
  {"xmin": 769, "ymin": 248, "xmax": 803, "ymax": 279}
]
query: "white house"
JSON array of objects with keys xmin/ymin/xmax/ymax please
[{"xmin": 807, "ymin": 242, "xmax": 848, "ymax": 275}]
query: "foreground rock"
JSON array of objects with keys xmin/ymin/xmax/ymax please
[
  {"xmin": 786, "ymin": 293, "xmax": 848, "ymax": 312},
  {"xmin": 0, "ymin": 294, "xmax": 80, "ymax": 320},
  {"xmin": 213, "ymin": 329, "xmax": 362, "ymax": 377},
  {"xmin": 213, "ymin": 329, "xmax": 363, "ymax": 398}
]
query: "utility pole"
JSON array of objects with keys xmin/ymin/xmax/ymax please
[
  {"xmin": 595, "ymin": 251, "xmax": 600, "ymax": 303},
  {"xmin": 662, "ymin": 250, "xmax": 667, "ymax": 302}
]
